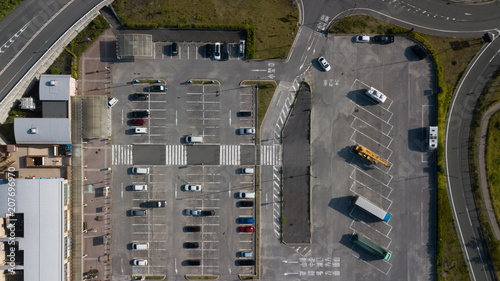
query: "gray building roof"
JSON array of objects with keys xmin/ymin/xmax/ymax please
[
  {"xmin": 14, "ymin": 118, "xmax": 70, "ymax": 144},
  {"xmin": 39, "ymin": 74, "xmax": 72, "ymax": 101},
  {"xmin": 42, "ymin": 101, "xmax": 68, "ymax": 118},
  {"xmin": 0, "ymin": 178, "xmax": 66, "ymax": 281}
]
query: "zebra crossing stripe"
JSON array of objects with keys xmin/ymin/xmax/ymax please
[{"xmin": 165, "ymin": 145, "xmax": 186, "ymax": 165}]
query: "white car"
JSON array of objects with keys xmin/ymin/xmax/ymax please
[
  {"xmin": 317, "ymin": 56, "xmax": 331, "ymax": 71},
  {"xmin": 183, "ymin": 184, "xmax": 201, "ymax": 192},
  {"xmin": 214, "ymin": 42, "xmax": 221, "ymax": 60},
  {"xmin": 185, "ymin": 209, "xmax": 202, "ymax": 216},
  {"xmin": 132, "ymin": 259, "xmax": 148, "ymax": 266},
  {"xmin": 355, "ymin": 35, "xmax": 370, "ymax": 43},
  {"xmin": 365, "ymin": 87, "xmax": 387, "ymax": 103},
  {"xmin": 238, "ymin": 128, "xmax": 255, "ymax": 135}
]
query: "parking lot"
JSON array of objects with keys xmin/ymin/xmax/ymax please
[{"xmin": 109, "ymin": 40, "xmax": 262, "ymax": 279}]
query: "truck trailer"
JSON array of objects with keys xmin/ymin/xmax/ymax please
[
  {"xmin": 353, "ymin": 195, "xmax": 391, "ymax": 222},
  {"xmin": 352, "ymin": 233, "xmax": 391, "ymax": 261}
]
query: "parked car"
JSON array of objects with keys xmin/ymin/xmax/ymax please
[
  {"xmin": 238, "ymin": 201, "xmax": 254, "ymax": 207},
  {"xmin": 239, "ymin": 40, "xmax": 245, "ymax": 56},
  {"xmin": 317, "ymin": 56, "xmax": 331, "ymax": 71},
  {"xmin": 108, "ymin": 97, "xmax": 118, "ymax": 108},
  {"xmin": 222, "ymin": 42, "xmax": 229, "ymax": 61},
  {"xmin": 132, "ymin": 259, "xmax": 148, "ymax": 266},
  {"xmin": 130, "ymin": 119, "xmax": 146, "ymax": 126},
  {"xmin": 237, "ymin": 217, "xmax": 255, "ymax": 224},
  {"xmin": 237, "ymin": 111, "xmax": 252, "ymax": 117},
  {"xmin": 150, "ymin": 85, "xmax": 166, "ymax": 92},
  {"xmin": 240, "ymin": 168, "xmax": 254, "ymax": 174},
  {"xmin": 131, "ymin": 110, "xmax": 150, "ymax": 118},
  {"xmin": 184, "ymin": 226, "xmax": 201, "ymax": 232},
  {"xmin": 131, "ymin": 210, "xmax": 147, "ymax": 216},
  {"xmin": 238, "ymin": 128, "xmax": 255, "ymax": 135},
  {"xmin": 239, "ymin": 251, "xmax": 253, "ymax": 258},
  {"xmin": 355, "ymin": 35, "xmax": 370, "ymax": 43},
  {"xmin": 186, "ymin": 260, "xmax": 201, "ymax": 266},
  {"xmin": 132, "ymin": 185, "xmax": 147, "ymax": 191},
  {"xmin": 149, "ymin": 201, "xmax": 166, "ymax": 208},
  {"xmin": 185, "ymin": 209, "xmax": 215, "ymax": 217},
  {"xmin": 183, "ymin": 184, "xmax": 201, "ymax": 192},
  {"xmin": 237, "ymin": 192, "xmax": 255, "ymax": 199},
  {"xmin": 172, "ymin": 42, "xmax": 178, "ymax": 55},
  {"xmin": 365, "ymin": 87, "xmax": 387, "ymax": 103},
  {"xmin": 214, "ymin": 42, "xmax": 221, "ymax": 60},
  {"xmin": 205, "ymin": 44, "xmax": 213, "ymax": 58},
  {"xmin": 238, "ymin": 259, "xmax": 255, "ymax": 266},
  {"xmin": 184, "ymin": 242, "xmax": 200, "ymax": 248},
  {"xmin": 240, "ymin": 226, "xmax": 255, "ymax": 232},
  {"xmin": 373, "ymin": 35, "xmax": 394, "ymax": 44},
  {"xmin": 131, "ymin": 93, "xmax": 148, "ymax": 101},
  {"xmin": 412, "ymin": 45, "xmax": 427, "ymax": 60}
]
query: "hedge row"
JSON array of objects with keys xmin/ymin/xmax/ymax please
[{"xmin": 123, "ymin": 22, "xmax": 256, "ymax": 59}]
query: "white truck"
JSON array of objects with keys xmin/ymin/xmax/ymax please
[
  {"xmin": 353, "ymin": 195, "xmax": 391, "ymax": 222},
  {"xmin": 428, "ymin": 126, "xmax": 438, "ymax": 150},
  {"xmin": 365, "ymin": 87, "xmax": 387, "ymax": 103}
]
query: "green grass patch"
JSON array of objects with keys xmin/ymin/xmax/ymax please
[
  {"xmin": 0, "ymin": 0, "xmax": 23, "ymax": 21},
  {"xmin": 330, "ymin": 15, "xmax": 484, "ymax": 280},
  {"xmin": 112, "ymin": 0, "xmax": 298, "ymax": 60},
  {"xmin": 241, "ymin": 81, "xmax": 277, "ymax": 144},
  {"xmin": 133, "ymin": 79, "xmax": 167, "ymax": 84},
  {"xmin": 189, "ymin": 79, "xmax": 220, "ymax": 85},
  {"xmin": 46, "ymin": 14, "xmax": 109, "ymax": 78}
]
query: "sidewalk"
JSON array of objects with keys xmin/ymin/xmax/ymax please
[
  {"xmin": 79, "ymin": 28, "xmax": 116, "ymax": 281},
  {"xmin": 478, "ymin": 102, "xmax": 500, "ymax": 239}
]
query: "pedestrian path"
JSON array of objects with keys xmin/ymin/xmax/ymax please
[
  {"xmin": 220, "ymin": 145, "xmax": 240, "ymax": 165},
  {"xmin": 112, "ymin": 144, "xmax": 133, "ymax": 165},
  {"xmin": 166, "ymin": 144, "xmax": 187, "ymax": 165},
  {"xmin": 260, "ymin": 144, "xmax": 282, "ymax": 165}
]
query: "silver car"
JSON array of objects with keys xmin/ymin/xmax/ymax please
[{"xmin": 238, "ymin": 128, "xmax": 255, "ymax": 135}]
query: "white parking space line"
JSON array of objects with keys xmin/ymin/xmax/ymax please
[
  {"xmin": 203, "ymin": 240, "xmax": 220, "ymax": 243},
  {"xmin": 203, "ymin": 224, "xmax": 220, "ymax": 226},
  {"xmin": 239, "ymin": 240, "xmax": 253, "ymax": 242}
]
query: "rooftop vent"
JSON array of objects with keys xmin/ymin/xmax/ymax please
[
  {"xmin": 49, "ymin": 80, "xmax": 56, "ymax": 86},
  {"xmin": 30, "ymin": 127, "xmax": 38, "ymax": 134}
]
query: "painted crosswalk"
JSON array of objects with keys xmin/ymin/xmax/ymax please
[
  {"xmin": 260, "ymin": 145, "xmax": 282, "ymax": 165},
  {"xmin": 220, "ymin": 145, "xmax": 240, "ymax": 165},
  {"xmin": 166, "ymin": 145, "xmax": 187, "ymax": 165},
  {"xmin": 112, "ymin": 145, "xmax": 133, "ymax": 165}
]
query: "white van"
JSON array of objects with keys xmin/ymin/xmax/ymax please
[
  {"xmin": 131, "ymin": 243, "xmax": 149, "ymax": 250},
  {"xmin": 108, "ymin": 97, "xmax": 118, "ymax": 108},
  {"xmin": 132, "ymin": 167, "xmax": 149, "ymax": 174},
  {"xmin": 135, "ymin": 128, "xmax": 147, "ymax": 134},
  {"xmin": 241, "ymin": 168, "xmax": 254, "ymax": 174},
  {"xmin": 237, "ymin": 192, "xmax": 255, "ymax": 199},
  {"xmin": 185, "ymin": 136, "xmax": 203, "ymax": 143},
  {"xmin": 132, "ymin": 185, "xmax": 147, "ymax": 191}
]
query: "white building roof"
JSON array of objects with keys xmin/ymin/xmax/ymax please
[
  {"xmin": 39, "ymin": 74, "xmax": 72, "ymax": 101},
  {"xmin": 0, "ymin": 178, "xmax": 65, "ymax": 281},
  {"xmin": 14, "ymin": 118, "xmax": 70, "ymax": 144}
]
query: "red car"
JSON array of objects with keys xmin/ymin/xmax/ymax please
[
  {"xmin": 130, "ymin": 119, "xmax": 146, "ymax": 126},
  {"xmin": 240, "ymin": 226, "xmax": 255, "ymax": 233}
]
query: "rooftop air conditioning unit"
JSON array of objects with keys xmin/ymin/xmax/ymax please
[
  {"xmin": 49, "ymin": 80, "xmax": 56, "ymax": 86},
  {"xmin": 30, "ymin": 127, "xmax": 38, "ymax": 134}
]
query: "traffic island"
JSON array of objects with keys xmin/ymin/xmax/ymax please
[{"xmin": 281, "ymin": 82, "xmax": 312, "ymax": 243}]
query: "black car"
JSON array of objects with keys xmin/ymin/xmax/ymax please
[
  {"xmin": 186, "ymin": 260, "xmax": 201, "ymax": 266},
  {"xmin": 149, "ymin": 201, "xmax": 166, "ymax": 208},
  {"xmin": 131, "ymin": 110, "xmax": 150, "ymax": 118},
  {"xmin": 201, "ymin": 210, "xmax": 215, "ymax": 216},
  {"xmin": 237, "ymin": 111, "xmax": 252, "ymax": 117},
  {"xmin": 184, "ymin": 226, "xmax": 201, "ymax": 232},
  {"xmin": 131, "ymin": 93, "xmax": 148, "ymax": 101},
  {"xmin": 184, "ymin": 242, "xmax": 200, "ymax": 248},
  {"xmin": 222, "ymin": 42, "xmax": 230, "ymax": 61},
  {"xmin": 238, "ymin": 259, "xmax": 255, "ymax": 266},
  {"xmin": 373, "ymin": 35, "xmax": 394, "ymax": 44},
  {"xmin": 239, "ymin": 201, "xmax": 254, "ymax": 207},
  {"xmin": 150, "ymin": 85, "xmax": 166, "ymax": 92},
  {"xmin": 412, "ymin": 45, "xmax": 427, "ymax": 60},
  {"xmin": 205, "ymin": 44, "xmax": 213, "ymax": 58},
  {"xmin": 172, "ymin": 42, "xmax": 178, "ymax": 55}
]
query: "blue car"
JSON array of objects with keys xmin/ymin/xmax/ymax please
[{"xmin": 237, "ymin": 217, "xmax": 255, "ymax": 224}]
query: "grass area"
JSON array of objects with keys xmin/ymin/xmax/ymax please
[
  {"xmin": 185, "ymin": 275, "xmax": 219, "ymax": 280},
  {"xmin": 46, "ymin": 14, "xmax": 109, "ymax": 78},
  {"xmin": 0, "ymin": 0, "xmax": 23, "ymax": 21},
  {"xmin": 112, "ymin": 0, "xmax": 299, "ymax": 59},
  {"xmin": 330, "ymin": 15, "xmax": 485, "ymax": 280},
  {"xmin": 134, "ymin": 79, "xmax": 167, "ymax": 84},
  {"xmin": 487, "ymin": 112, "xmax": 500, "ymax": 224},
  {"xmin": 189, "ymin": 79, "xmax": 220, "ymax": 85},
  {"xmin": 241, "ymin": 81, "xmax": 277, "ymax": 145}
]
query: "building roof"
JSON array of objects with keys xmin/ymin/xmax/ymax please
[
  {"xmin": 39, "ymin": 75, "xmax": 72, "ymax": 101},
  {"xmin": 14, "ymin": 118, "xmax": 70, "ymax": 144},
  {"xmin": 42, "ymin": 101, "xmax": 68, "ymax": 118},
  {"xmin": 117, "ymin": 34, "xmax": 153, "ymax": 58},
  {"xmin": 0, "ymin": 178, "xmax": 66, "ymax": 281}
]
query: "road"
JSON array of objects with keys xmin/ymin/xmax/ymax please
[{"xmin": 1, "ymin": 0, "xmax": 500, "ymax": 280}]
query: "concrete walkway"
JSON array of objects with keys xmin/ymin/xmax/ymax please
[{"xmin": 478, "ymin": 102, "xmax": 500, "ymax": 239}]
